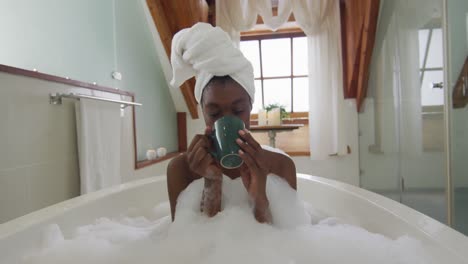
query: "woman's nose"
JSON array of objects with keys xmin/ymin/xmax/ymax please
[{"xmin": 221, "ymin": 110, "xmax": 234, "ymax": 117}]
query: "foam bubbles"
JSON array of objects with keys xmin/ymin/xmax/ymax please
[{"xmin": 18, "ymin": 175, "xmax": 435, "ymax": 264}]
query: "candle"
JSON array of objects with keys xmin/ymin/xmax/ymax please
[
  {"xmin": 267, "ymin": 108, "xmax": 281, "ymax": 126},
  {"xmin": 258, "ymin": 109, "xmax": 267, "ymax": 126}
]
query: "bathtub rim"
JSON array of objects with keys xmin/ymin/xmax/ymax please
[
  {"xmin": 0, "ymin": 173, "xmax": 467, "ymax": 261},
  {"xmin": 0, "ymin": 175, "xmax": 166, "ymax": 240},
  {"xmin": 298, "ymin": 174, "xmax": 468, "ymax": 261}
]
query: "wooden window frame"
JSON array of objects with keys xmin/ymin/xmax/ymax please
[{"xmin": 240, "ymin": 30, "xmax": 309, "ymax": 120}]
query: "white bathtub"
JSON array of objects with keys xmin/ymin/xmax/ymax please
[{"xmin": 0, "ymin": 174, "xmax": 467, "ymax": 263}]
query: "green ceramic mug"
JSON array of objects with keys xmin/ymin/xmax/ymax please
[{"xmin": 210, "ymin": 115, "xmax": 245, "ymax": 169}]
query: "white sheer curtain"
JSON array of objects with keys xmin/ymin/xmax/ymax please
[
  {"xmin": 216, "ymin": 0, "xmax": 348, "ymax": 159},
  {"xmin": 395, "ymin": 1, "xmax": 423, "ymax": 156},
  {"xmin": 369, "ymin": 1, "xmax": 424, "ymax": 156},
  {"xmin": 216, "ymin": 0, "xmax": 293, "ymax": 43}
]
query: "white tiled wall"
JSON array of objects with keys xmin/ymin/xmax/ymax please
[
  {"xmin": 0, "ymin": 71, "xmax": 170, "ymax": 223},
  {"xmin": 292, "ymin": 100, "xmax": 360, "ymax": 186},
  {"xmin": 0, "ymin": 72, "xmax": 80, "ymax": 223}
]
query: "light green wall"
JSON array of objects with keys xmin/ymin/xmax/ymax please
[
  {"xmin": 0, "ymin": 0, "xmax": 178, "ymax": 160},
  {"xmin": 114, "ymin": 0, "xmax": 177, "ymax": 160},
  {"xmin": 0, "ymin": 0, "xmax": 116, "ymax": 87}
]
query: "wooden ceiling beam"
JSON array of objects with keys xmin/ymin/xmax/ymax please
[
  {"xmin": 340, "ymin": 0, "xmax": 380, "ymax": 112},
  {"xmin": 146, "ymin": 0, "xmax": 211, "ymax": 119}
]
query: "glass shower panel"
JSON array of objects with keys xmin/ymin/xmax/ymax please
[
  {"xmin": 358, "ymin": 3, "xmax": 402, "ymax": 202},
  {"xmin": 359, "ymin": 0, "xmax": 447, "ymax": 224},
  {"xmin": 447, "ymin": 0, "xmax": 468, "ymax": 235},
  {"xmin": 397, "ymin": 0, "xmax": 447, "ymax": 224}
]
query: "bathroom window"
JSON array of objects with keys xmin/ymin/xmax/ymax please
[{"xmin": 240, "ymin": 33, "xmax": 309, "ymax": 114}]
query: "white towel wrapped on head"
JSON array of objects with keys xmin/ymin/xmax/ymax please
[{"xmin": 170, "ymin": 22, "xmax": 255, "ymax": 103}]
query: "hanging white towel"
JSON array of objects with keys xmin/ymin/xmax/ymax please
[{"xmin": 75, "ymin": 98, "xmax": 122, "ymax": 194}]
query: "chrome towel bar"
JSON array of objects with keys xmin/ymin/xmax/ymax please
[{"xmin": 49, "ymin": 93, "xmax": 142, "ymax": 108}]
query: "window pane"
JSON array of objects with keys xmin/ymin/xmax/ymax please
[
  {"xmin": 252, "ymin": 80, "xmax": 263, "ymax": 113},
  {"xmin": 239, "ymin": 40, "xmax": 261, "ymax": 78},
  {"xmin": 261, "ymin": 39, "xmax": 291, "ymax": 77},
  {"xmin": 418, "ymin": 29, "xmax": 429, "ymax": 68},
  {"xmin": 293, "ymin": 77, "xmax": 309, "ymax": 112},
  {"xmin": 426, "ymin": 29, "xmax": 443, "ymax": 68},
  {"xmin": 421, "ymin": 70, "xmax": 444, "ymax": 106},
  {"xmin": 263, "ymin": 78, "xmax": 291, "ymax": 112},
  {"xmin": 293, "ymin": 37, "xmax": 308, "ymax": 76}
]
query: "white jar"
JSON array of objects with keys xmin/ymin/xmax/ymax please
[
  {"xmin": 146, "ymin": 149, "xmax": 157, "ymax": 160},
  {"xmin": 156, "ymin": 147, "xmax": 167, "ymax": 157}
]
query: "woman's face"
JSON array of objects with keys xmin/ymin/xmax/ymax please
[{"xmin": 201, "ymin": 78, "xmax": 252, "ymax": 128}]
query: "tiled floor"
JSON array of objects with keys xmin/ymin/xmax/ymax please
[{"xmin": 454, "ymin": 188, "xmax": 468, "ymax": 236}]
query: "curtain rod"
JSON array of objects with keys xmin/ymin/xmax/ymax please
[{"xmin": 49, "ymin": 93, "xmax": 142, "ymax": 108}]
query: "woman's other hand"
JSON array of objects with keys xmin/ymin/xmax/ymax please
[
  {"xmin": 186, "ymin": 126, "xmax": 222, "ymax": 180},
  {"xmin": 186, "ymin": 127, "xmax": 222, "ymax": 217}
]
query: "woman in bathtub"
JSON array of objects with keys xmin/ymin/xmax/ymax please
[{"xmin": 166, "ymin": 23, "xmax": 296, "ymax": 224}]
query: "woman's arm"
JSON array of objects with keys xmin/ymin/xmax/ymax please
[
  {"xmin": 167, "ymin": 130, "xmax": 223, "ymax": 221},
  {"xmin": 237, "ymin": 129, "xmax": 297, "ymax": 223},
  {"xmin": 167, "ymin": 155, "xmax": 194, "ymax": 221}
]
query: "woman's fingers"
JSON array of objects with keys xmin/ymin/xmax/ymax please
[
  {"xmin": 237, "ymin": 131, "xmax": 269, "ymax": 172},
  {"xmin": 236, "ymin": 129, "xmax": 262, "ymax": 168},
  {"xmin": 199, "ymin": 155, "xmax": 221, "ymax": 180},
  {"xmin": 190, "ymin": 147, "xmax": 207, "ymax": 167},
  {"xmin": 239, "ymin": 149, "xmax": 262, "ymax": 176},
  {"xmin": 186, "ymin": 131, "xmax": 221, "ymax": 179},
  {"xmin": 188, "ymin": 136, "xmax": 209, "ymax": 158},
  {"xmin": 188, "ymin": 134, "xmax": 203, "ymax": 152},
  {"xmin": 236, "ymin": 138, "xmax": 257, "ymax": 157},
  {"xmin": 239, "ymin": 150, "xmax": 268, "ymax": 201},
  {"xmin": 238, "ymin": 129, "xmax": 261, "ymax": 150},
  {"xmin": 199, "ymin": 153, "xmax": 213, "ymax": 169},
  {"xmin": 188, "ymin": 127, "xmax": 212, "ymax": 153},
  {"xmin": 187, "ymin": 140, "xmax": 203, "ymax": 165}
]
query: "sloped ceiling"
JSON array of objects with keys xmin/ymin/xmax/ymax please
[
  {"xmin": 147, "ymin": 0, "xmax": 380, "ymax": 115},
  {"xmin": 146, "ymin": 0, "xmax": 214, "ymax": 119}
]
